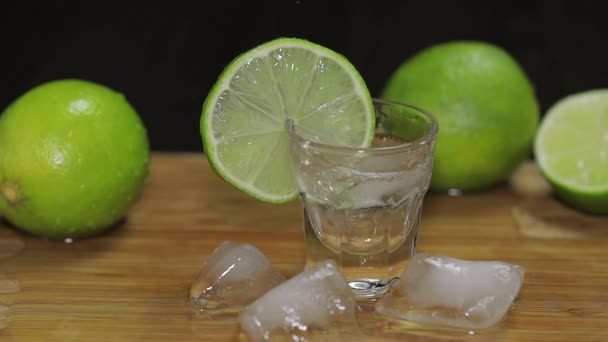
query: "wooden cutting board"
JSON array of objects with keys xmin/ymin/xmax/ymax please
[{"xmin": 1, "ymin": 153, "xmax": 607, "ymax": 341}]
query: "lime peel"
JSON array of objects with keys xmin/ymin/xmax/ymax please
[{"xmin": 1, "ymin": 180, "xmax": 24, "ymax": 206}]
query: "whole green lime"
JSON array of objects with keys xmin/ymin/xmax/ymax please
[
  {"xmin": 0, "ymin": 79, "xmax": 149, "ymax": 238},
  {"xmin": 383, "ymin": 41, "xmax": 539, "ymax": 191}
]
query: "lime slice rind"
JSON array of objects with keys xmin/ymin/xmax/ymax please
[
  {"xmin": 201, "ymin": 38, "xmax": 374, "ymax": 203},
  {"xmin": 535, "ymin": 89, "xmax": 608, "ymax": 196}
]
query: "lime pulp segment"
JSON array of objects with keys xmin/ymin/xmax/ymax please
[
  {"xmin": 201, "ymin": 38, "xmax": 374, "ymax": 203},
  {"xmin": 535, "ymin": 89, "xmax": 608, "ymax": 192}
]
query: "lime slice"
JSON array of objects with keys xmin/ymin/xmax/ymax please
[
  {"xmin": 200, "ymin": 38, "xmax": 374, "ymax": 203},
  {"xmin": 535, "ymin": 89, "xmax": 608, "ymax": 214}
]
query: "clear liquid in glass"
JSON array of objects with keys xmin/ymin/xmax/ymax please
[{"xmin": 300, "ymin": 133, "xmax": 430, "ymax": 299}]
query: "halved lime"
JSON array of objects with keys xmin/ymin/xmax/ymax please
[
  {"xmin": 535, "ymin": 89, "xmax": 608, "ymax": 214},
  {"xmin": 201, "ymin": 38, "xmax": 374, "ymax": 203}
]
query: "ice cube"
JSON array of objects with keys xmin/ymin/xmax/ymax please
[
  {"xmin": 239, "ymin": 260, "xmax": 358, "ymax": 341},
  {"xmin": 189, "ymin": 241, "xmax": 285, "ymax": 310},
  {"xmin": 376, "ymin": 253, "xmax": 525, "ymax": 329},
  {"xmin": 339, "ymin": 166, "xmax": 428, "ymax": 209}
]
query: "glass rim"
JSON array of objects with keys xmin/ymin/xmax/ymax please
[{"xmin": 286, "ymin": 98, "xmax": 439, "ymax": 154}]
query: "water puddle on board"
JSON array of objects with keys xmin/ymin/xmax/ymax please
[{"xmin": 0, "ymin": 226, "xmax": 25, "ymax": 330}]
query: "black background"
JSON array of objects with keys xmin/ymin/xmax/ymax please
[{"xmin": 2, "ymin": 0, "xmax": 607, "ymax": 151}]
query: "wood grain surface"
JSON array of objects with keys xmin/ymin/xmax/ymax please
[{"xmin": 0, "ymin": 153, "xmax": 607, "ymax": 341}]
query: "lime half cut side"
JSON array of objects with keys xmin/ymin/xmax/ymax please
[
  {"xmin": 535, "ymin": 89, "xmax": 608, "ymax": 214},
  {"xmin": 201, "ymin": 38, "xmax": 374, "ymax": 203}
]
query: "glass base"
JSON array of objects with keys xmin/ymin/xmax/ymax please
[{"xmin": 348, "ymin": 277, "xmax": 400, "ymax": 300}]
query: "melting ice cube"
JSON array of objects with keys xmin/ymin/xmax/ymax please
[
  {"xmin": 189, "ymin": 241, "xmax": 285, "ymax": 310},
  {"xmin": 239, "ymin": 259, "xmax": 358, "ymax": 342},
  {"xmin": 376, "ymin": 253, "xmax": 525, "ymax": 329}
]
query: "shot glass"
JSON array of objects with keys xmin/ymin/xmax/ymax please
[{"xmin": 287, "ymin": 99, "xmax": 438, "ymax": 299}]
